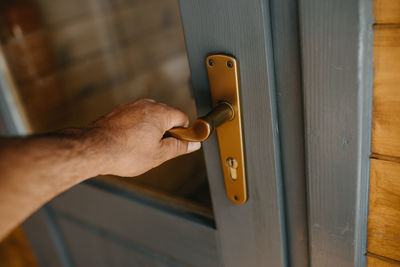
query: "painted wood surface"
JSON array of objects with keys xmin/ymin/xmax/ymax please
[
  {"xmin": 299, "ymin": 0, "xmax": 374, "ymax": 266},
  {"xmin": 48, "ymin": 183, "xmax": 220, "ymax": 267},
  {"xmin": 178, "ymin": 1, "xmax": 287, "ymax": 266},
  {"xmin": 55, "ymin": 215, "xmax": 179, "ymax": 267},
  {"xmin": 374, "ymin": 0, "xmax": 400, "ymax": 24},
  {"xmin": 372, "ymin": 26, "xmax": 400, "ymax": 157},
  {"xmin": 99, "ymin": 177, "xmax": 214, "ymax": 220},
  {"xmin": 368, "ymin": 159, "xmax": 400, "ymax": 261},
  {"xmin": 23, "ymin": 208, "xmax": 69, "ymax": 267},
  {"xmin": 269, "ymin": 0, "xmax": 308, "ymax": 265}
]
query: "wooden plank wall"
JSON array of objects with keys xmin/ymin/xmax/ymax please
[{"xmin": 367, "ymin": 0, "xmax": 400, "ymax": 265}]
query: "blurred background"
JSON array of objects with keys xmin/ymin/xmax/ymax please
[{"xmin": 0, "ymin": 0, "xmax": 212, "ymax": 265}]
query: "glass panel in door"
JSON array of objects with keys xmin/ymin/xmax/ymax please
[{"xmin": 0, "ymin": 0, "xmax": 212, "ymax": 218}]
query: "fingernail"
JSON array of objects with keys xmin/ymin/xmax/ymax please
[{"xmin": 187, "ymin": 142, "xmax": 201, "ymax": 153}]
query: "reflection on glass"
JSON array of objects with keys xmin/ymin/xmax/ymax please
[{"xmin": 0, "ymin": 0, "xmax": 212, "ymax": 215}]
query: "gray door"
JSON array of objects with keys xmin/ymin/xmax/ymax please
[{"xmin": 0, "ymin": 0, "xmax": 373, "ymax": 266}]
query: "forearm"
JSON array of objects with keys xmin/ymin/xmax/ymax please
[
  {"xmin": 0, "ymin": 99, "xmax": 199, "ymax": 240},
  {"xmin": 0, "ymin": 128, "xmax": 101, "ymax": 239}
]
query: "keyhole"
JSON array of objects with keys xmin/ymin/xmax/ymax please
[{"xmin": 226, "ymin": 157, "xmax": 238, "ymax": 180}]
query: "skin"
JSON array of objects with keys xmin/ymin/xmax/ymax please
[{"xmin": 0, "ymin": 99, "xmax": 201, "ymax": 240}]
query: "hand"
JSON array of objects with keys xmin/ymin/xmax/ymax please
[{"xmin": 87, "ymin": 99, "xmax": 201, "ymax": 177}]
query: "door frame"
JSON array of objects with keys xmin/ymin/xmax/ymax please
[{"xmin": 298, "ymin": 0, "xmax": 374, "ymax": 266}]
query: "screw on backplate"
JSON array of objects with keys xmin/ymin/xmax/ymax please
[
  {"xmin": 208, "ymin": 59, "xmax": 214, "ymax": 66},
  {"xmin": 234, "ymin": 195, "xmax": 239, "ymax": 201},
  {"xmin": 227, "ymin": 61, "xmax": 233, "ymax": 68}
]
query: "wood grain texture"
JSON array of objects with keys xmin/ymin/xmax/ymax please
[
  {"xmin": 299, "ymin": 0, "xmax": 374, "ymax": 266},
  {"xmin": 368, "ymin": 1, "xmax": 400, "ymax": 263},
  {"xmin": 49, "ymin": 184, "xmax": 220, "ymax": 267},
  {"xmin": 368, "ymin": 159, "xmax": 400, "ymax": 261},
  {"xmin": 372, "ymin": 26, "xmax": 400, "ymax": 158},
  {"xmin": 367, "ymin": 254, "xmax": 400, "ymax": 267},
  {"xmin": 368, "ymin": 257, "xmax": 400, "ymax": 267},
  {"xmin": 371, "ymin": 153, "xmax": 400, "ymax": 164},
  {"xmin": 179, "ymin": 0, "xmax": 287, "ymax": 266},
  {"xmin": 374, "ymin": 0, "xmax": 400, "ymax": 24}
]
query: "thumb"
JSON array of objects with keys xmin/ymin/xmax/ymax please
[{"xmin": 161, "ymin": 138, "xmax": 201, "ymax": 160}]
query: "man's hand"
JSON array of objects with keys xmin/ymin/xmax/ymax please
[
  {"xmin": 0, "ymin": 99, "xmax": 200, "ymax": 240},
  {"xmin": 88, "ymin": 99, "xmax": 201, "ymax": 177}
]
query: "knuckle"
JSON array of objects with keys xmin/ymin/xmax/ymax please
[
  {"xmin": 143, "ymin": 98, "xmax": 156, "ymax": 103},
  {"xmin": 169, "ymin": 108, "xmax": 188, "ymax": 122},
  {"xmin": 155, "ymin": 103, "xmax": 167, "ymax": 111},
  {"xmin": 138, "ymin": 98, "xmax": 154, "ymax": 103},
  {"xmin": 133, "ymin": 99, "xmax": 155, "ymax": 108}
]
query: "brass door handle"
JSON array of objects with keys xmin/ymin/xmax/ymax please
[
  {"xmin": 167, "ymin": 102, "xmax": 234, "ymax": 142},
  {"xmin": 169, "ymin": 54, "xmax": 247, "ymax": 205}
]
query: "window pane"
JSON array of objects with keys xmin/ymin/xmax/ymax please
[{"xmin": 0, "ymin": 0, "xmax": 212, "ymax": 217}]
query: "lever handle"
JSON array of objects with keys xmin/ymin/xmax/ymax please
[{"xmin": 167, "ymin": 102, "xmax": 234, "ymax": 142}]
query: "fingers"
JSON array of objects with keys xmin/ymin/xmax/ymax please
[
  {"xmin": 162, "ymin": 106, "xmax": 189, "ymax": 130},
  {"xmin": 131, "ymin": 98, "xmax": 190, "ymax": 131},
  {"xmin": 141, "ymin": 100, "xmax": 189, "ymax": 130},
  {"xmin": 160, "ymin": 138, "xmax": 201, "ymax": 160}
]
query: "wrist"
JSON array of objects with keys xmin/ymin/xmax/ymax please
[
  {"xmin": 59, "ymin": 127, "xmax": 108, "ymax": 180},
  {"xmin": 79, "ymin": 127, "xmax": 112, "ymax": 178}
]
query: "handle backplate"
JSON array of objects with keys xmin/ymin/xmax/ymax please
[{"xmin": 206, "ymin": 54, "xmax": 247, "ymax": 205}]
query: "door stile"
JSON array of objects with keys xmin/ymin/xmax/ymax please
[{"xmin": 178, "ymin": 0, "xmax": 288, "ymax": 266}]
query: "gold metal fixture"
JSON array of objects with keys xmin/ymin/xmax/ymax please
[
  {"xmin": 207, "ymin": 54, "xmax": 246, "ymax": 205},
  {"xmin": 167, "ymin": 54, "xmax": 247, "ymax": 205},
  {"xmin": 168, "ymin": 102, "xmax": 234, "ymax": 142}
]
